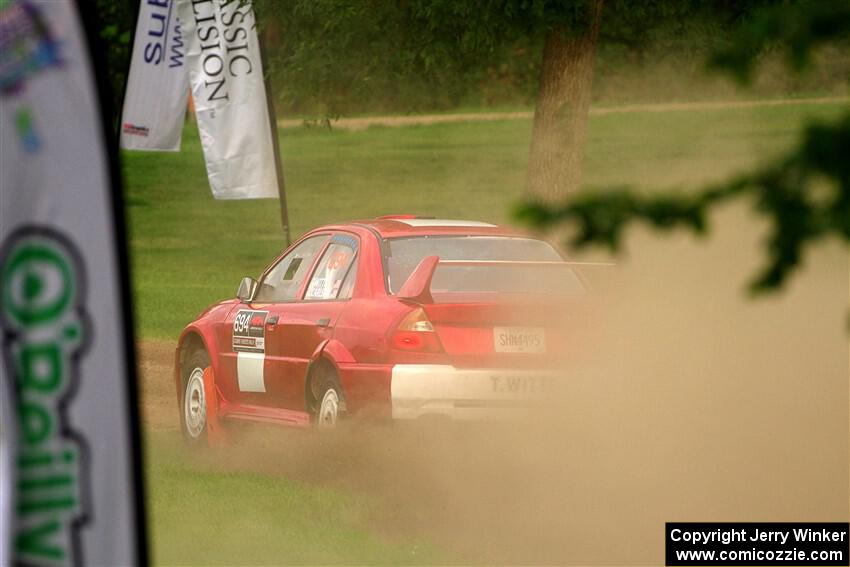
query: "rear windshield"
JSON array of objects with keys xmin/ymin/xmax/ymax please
[{"xmin": 385, "ymin": 236, "xmax": 585, "ymax": 296}]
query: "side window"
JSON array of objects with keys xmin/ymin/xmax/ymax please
[
  {"xmin": 304, "ymin": 237, "xmax": 358, "ymax": 301},
  {"xmin": 254, "ymin": 235, "xmax": 329, "ymax": 302}
]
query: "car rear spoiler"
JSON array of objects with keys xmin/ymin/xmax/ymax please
[
  {"xmin": 397, "ymin": 255, "xmax": 440, "ymax": 303},
  {"xmin": 396, "ymin": 256, "xmax": 614, "ymax": 303}
]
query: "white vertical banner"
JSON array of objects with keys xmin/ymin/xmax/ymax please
[
  {"xmin": 120, "ymin": 0, "xmax": 189, "ymax": 151},
  {"xmin": 0, "ymin": 1, "xmax": 146, "ymax": 566},
  {"xmin": 180, "ymin": 0, "xmax": 279, "ymax": 199}
]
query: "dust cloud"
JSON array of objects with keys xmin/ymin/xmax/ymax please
[{"xmin": 167, "ymin": 202, "xmax": 848, "ymax": 565}]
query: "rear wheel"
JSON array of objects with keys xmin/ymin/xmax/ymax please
[
  {"xmin": 317, "ymin": 386, "xmax": 341, "ymax": 428},
  {"xmin": 309, "ymin": 363, "xmax": 344, "ymax": 428},
  {"xmin": 181, "ymin": 349, "xmax": 210, "ymax": 444}
]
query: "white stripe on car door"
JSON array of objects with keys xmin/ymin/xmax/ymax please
[{"xmin": 237, "ymin": 352, "xmax": 266, "ymax": 392}]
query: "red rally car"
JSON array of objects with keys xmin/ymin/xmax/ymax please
[{"xmin": 175, "ymin": 216, "xmax": 588, "ymax": 442}]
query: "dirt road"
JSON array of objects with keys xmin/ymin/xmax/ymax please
[{"xmin": 137, "ymin": 339, "xmax": 179, "ymax": 431}]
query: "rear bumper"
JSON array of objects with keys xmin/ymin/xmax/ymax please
[{"xmin": 390, "ymin": 364, "xmax": 556, "ymax": 419}]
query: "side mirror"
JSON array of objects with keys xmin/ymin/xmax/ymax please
[{"xmin": 236, "ymin": 277, "xmax": 257, "ymax": 302}]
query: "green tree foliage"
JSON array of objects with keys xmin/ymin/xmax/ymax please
[
  {"xmin": 518, "ymin": 1, "xmax": 850, "ymax": 294},
  {"xmin": 95, "ymin": 0, "xmax": 134, "ymax": 120},
  {"xmin": 257, "ymin": 0, "xmax": 572, "ymax": 116},
  {"xmin": 256, "ymin": 1, "xmax": 746, "ymax": 117}
]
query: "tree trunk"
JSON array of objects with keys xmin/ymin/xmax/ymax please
[{"xmin": 526, "ymin": 0, "xmax": 603, "ymax": 203}]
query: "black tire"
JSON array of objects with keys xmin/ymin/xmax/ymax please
[
  {"xmin": 309, "ymin": 363, "xmax": 344, "ymax": 428},
  {"xmin": 180, "ymin": 349, "xmax": 210, "ymax": 445}
]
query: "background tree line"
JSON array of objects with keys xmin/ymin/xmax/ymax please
[
  {"xmin": 102, "ymin": 1, "xmax": 849, "ymax": 120},
  {"xmin": 257, "ymin": 1, "xmax": 847, "ymax": 116}
]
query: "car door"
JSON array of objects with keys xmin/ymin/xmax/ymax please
[
  {"xmin": 273, "ymin": 232, "xmax": 360, "ymax": 411},
  {"xmin": 221, "ymin": 234, "xmax": 330, "ymax": 408}
]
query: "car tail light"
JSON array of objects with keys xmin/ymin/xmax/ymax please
[{"xmin": 391, "ymin": 308, "xmax": 443, "ymax": 352}]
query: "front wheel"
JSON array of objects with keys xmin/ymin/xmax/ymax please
[{"xmin": 181, "ymin": 349, "xmax": 210, "ymax": 444}]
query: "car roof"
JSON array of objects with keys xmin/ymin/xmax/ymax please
[{"xmin": 320, "ymin": 216, "xmax": 533, "ymax": 238}]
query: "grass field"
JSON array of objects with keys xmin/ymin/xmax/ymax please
[{"xmin": 125, "ymin": 101, "xmax": 846, "ymax": 565}]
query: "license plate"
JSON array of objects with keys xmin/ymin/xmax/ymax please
[{"xmin": 493, "ymin": 327, "xmax": 546, "ymax": 353}]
